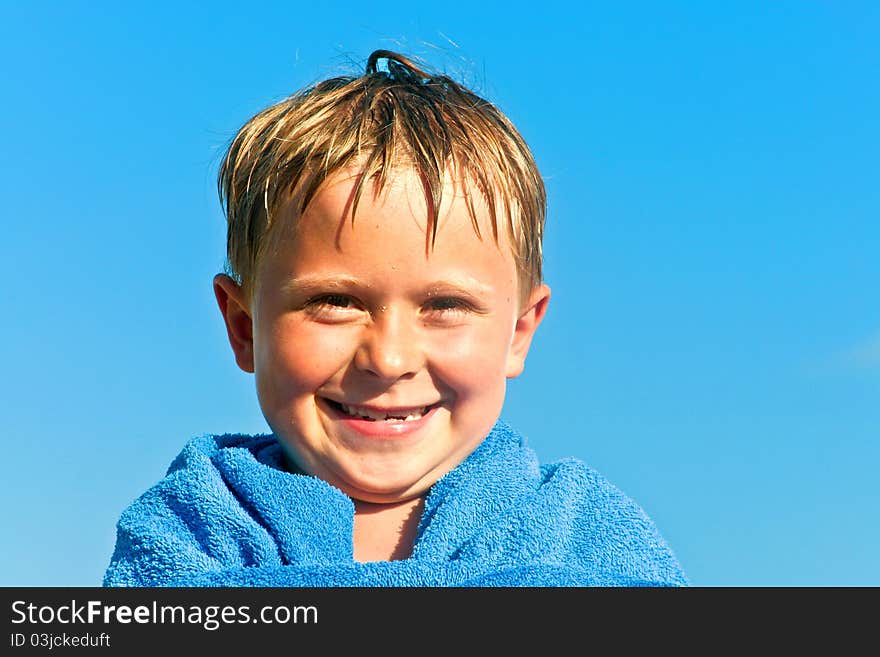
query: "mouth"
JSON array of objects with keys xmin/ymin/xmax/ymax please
[{"xmin": 322, "ymin": 398, "xmax": 440, "ymax": 422}]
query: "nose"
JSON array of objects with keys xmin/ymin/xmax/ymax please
[{"xmin": 354, "ymin": 307, "xmax": 424, "ymax": 381}]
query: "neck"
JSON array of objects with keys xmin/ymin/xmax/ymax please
[{"xmin": 352, "ymin": 496, "xmax": 425, "ymax": 563}]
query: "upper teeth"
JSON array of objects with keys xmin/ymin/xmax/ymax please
[{"xmin": 339, "ymin": 403, "xmax": 429, "ymax": 421}]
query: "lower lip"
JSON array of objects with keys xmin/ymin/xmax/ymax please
[{"xmin": 321, "ymin": 400, "xmax": 440, "ymax": 438}]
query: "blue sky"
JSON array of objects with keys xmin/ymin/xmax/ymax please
[{"xmin": 2, "ymin": 1, "xmax": 877, "ymax": 586}]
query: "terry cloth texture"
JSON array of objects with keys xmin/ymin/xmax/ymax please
[{"xmin": 103, "ymin": 421, "xmax": 688, "ymax": 587}]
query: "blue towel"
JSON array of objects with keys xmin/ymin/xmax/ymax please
[{"xmin": 103, "ymin": 420, "xmax": 688, "ymax": 586}]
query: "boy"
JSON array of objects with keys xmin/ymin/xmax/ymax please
[{"xmin": 103, "ymin": 50, "xmax": 688, "ymax": 586}]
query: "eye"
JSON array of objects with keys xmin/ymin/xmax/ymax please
[
  {"xmin": 422, "ymin": 297, "xmax": 475, "ymax": 323},
  {"xmin": 303, "ymin": 294, "xmax": 364, "ymax": 320},
  {"xmin": 427, "ymin": 297, "xmax": 468, "ymax": 311},
  {"xmin": 314, "ymin": 294, "xmax": 357, "ymax": 308}
]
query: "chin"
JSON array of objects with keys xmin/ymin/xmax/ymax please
[{"xmin": 340, "ymin": 474, "xmax": 428, "ymax": 503}]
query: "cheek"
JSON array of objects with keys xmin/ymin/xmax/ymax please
[
  {"xmin": 428, "ymin": 321, "xmax": 513, "ymax": 394},
  {"xmin": 255, "ymin": 321, "xmax": 353, "ymax": 403}
]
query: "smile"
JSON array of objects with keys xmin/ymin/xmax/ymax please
[{"xmin": 323, "ymin": 399, "xmax": 438, "ymax": 422}]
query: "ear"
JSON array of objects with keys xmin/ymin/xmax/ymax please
[
  {"xmin": 506, "ymin": 284, "xmax": 551, "ymax": 379},
  {"xmin": 213, "ymin": 274, "xmax": 255, "ymax": 373}
]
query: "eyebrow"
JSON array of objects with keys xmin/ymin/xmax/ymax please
[
  {"xmin": 278, "ymin": 274, "xmax": 495, "ymax": 298},
  {"xmin": 279, "ymin": 275, "xmax": 363, "ymax": 296},
  {"xmin": 423, "ymin": 279, "xmax": 495, "ymax": 298}
]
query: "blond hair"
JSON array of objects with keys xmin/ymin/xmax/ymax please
[{"xmin": 218, "ymin": 50, "xmax": 546, "ymax": 302}]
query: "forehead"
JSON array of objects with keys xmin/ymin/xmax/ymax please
[
  {"xmin": 258, "ymin": 167, "xmax": 519, "ymax": 290},
  {"xmin": 281, "ymin": 166, "xmax": 512, "ymax": 253}
]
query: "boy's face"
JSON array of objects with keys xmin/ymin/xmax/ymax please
[{"xmin": 214, "ymin": 168, "xmax": 549, "ymax": 504}]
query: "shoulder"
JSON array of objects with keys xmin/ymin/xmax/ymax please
[
  {"xmin": 132, "ymin": 432, "xmax": 282, "ymax": 505},
  {"xmin": 533, "ymin": 455, "xmax": 689, "ymax": 586},
  {"xmin": 166, "ymin": 432, "xmax": 278, "ymax": 475},
  {"xmin": 118, "ymin": 431, "xmax": 279, "ymax": 524},
  {"xmin": 104, "ymin": 432, "xmax": 284, "ymax": 586},
  {"xmin": 538, "ymin": 457, "xmax": 638, "ymax": 511}
]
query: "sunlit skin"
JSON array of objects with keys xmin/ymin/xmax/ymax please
[{"xmin": 214, "ymin": 168, "xmax": 550, "ymax": 561}]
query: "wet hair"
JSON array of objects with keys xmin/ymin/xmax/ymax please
[{"xmin": 218, "ymin": 49, "xmax": 546, "ymax": 302}]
